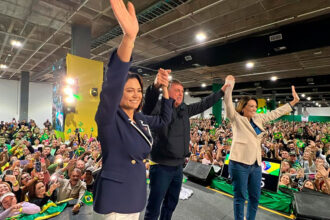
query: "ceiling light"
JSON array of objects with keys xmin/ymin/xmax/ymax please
[
  {"xmin": 246, "ymin": 62, "xmax": 254, "ymax": 69},
  {"xmin": 168, "ymin": 75, "xmax": 173, "ymax": 81},
  {"xmin": 267, "ymin": 98, "xmax": 270, "ymax": 101},
  {"xmin": 307, "ymin": 97, "xmax": 311, "ymax": 101},
  {"xmin": 235, "ymin": 99, "xmax": 238, "ymax": 102},
  {"xmin": 301, "ymin": 94, "xmax": 305, "ymax": 98},
  {"xmin": 10, "ymin": 40, "xmax": 23, "ymax": 48},
  {"xmin": 0, "ymin": 64, "xmax": 8, "ymax": 69},
  {"xmin": 278, "ymin": 101, "xmax": 281, "ymax": 104},
  {"xmin": 184, "ymin": 55, "xmax": 192, "ymax": 61},
  {"xmin": 8, "ymin": 54, "xmax": 11, "ymax": 57},
  {"xmin": 185, "ymin": 91, "xmax": 189, "ymax": 95},
  {"xmin": 196, "ymin": 32, "xmax": 207, "ymax": 42},
  {"xmin": 316, "ymin": 102, "xmax": 319, "ymax": 105},
  {"xmin": 201, "ymin": 83, "xmax": 206, "ymax": 88},
  {"xmin": 270, "ymin": 76, "xmax": 277, "ymax": 81}
]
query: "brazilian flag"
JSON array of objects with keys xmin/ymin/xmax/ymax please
[
  {"xmin": 274, "ymin": 132, "xmax": 283, "ymax": 140},
  {"xmin": 321, "ymin": 137, "xmax": 328, "ymax": 144},
  {"xmin": 296, "ymin": 139, "xmax": 305, "ymax": 148},
  {"xmin": 6, "ymin": 201, "xmax": 67, "ymax": 220},
  {"xmin": 82, "ymin": 191, "xmax": 93, "ymax": 206},
  {"xmin": 75, "ymin": 146, "xmax": 85, "ymax": 156}
]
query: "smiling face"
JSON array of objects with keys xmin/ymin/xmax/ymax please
[
  {"xmin": 120, "ymin": 78, "xmax": 143, "ymax": 112},
  {"xmin": 280, "ymin": 174, "xmax": 290, "ymax": 186},
  {"xmin": 242, "ymin": 100, "xmax": 257, "ymax": 119},
  {"xmin": 304, "ymin": 180, "xmax": 315, "ymax": 190},
  {"xmin": 169, "ymin": 82, "xmax": 184, "ymax": 108},
  {"xmin": 35, "ymin": 182, "xmax": 46, "ymax": 197}
]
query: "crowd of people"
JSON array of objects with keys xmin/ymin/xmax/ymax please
[
  {"xmin": 0, "ymin": 119, "xmax": 101, "ymax": 219},
  {"xmin": 0, "ymin": 116, "xmax": 329, "ymax": 218},
  {"xmin": 188, "ymin": 117, "xmax": 330, "ymax": 194}
]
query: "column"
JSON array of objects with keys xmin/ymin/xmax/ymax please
[{"xmin": 19, "ymin": 71, "xmax": 29, "ymax": 121}]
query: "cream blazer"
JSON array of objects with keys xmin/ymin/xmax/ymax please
[{"xmin": 224, "ymin": 82, "xmax": 292, "ymax": 166}]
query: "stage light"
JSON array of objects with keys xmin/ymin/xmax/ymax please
[
  {"xmin": 63, "ymin": 87, "xmax": 73, "ymax": 95},
  {"xmin": 246, "ymin": 62, "xmax": 254, "ymax": 69},
  {"xmin": 201, "ymin": 83, "xmax": 206, "ymax": 88},
  {"xmin": 196, "ymin": 32, "xmax": 207, "ymax": 42},
  {"xmin": 66, "ymin": 77, "xmax": 75, "ymax": 85},
  {"xmin": 301, "ymin": 94, "xmax": 305, "ymax": 98},
  {"xmin": 65, "ymin": 96, "xmax": 75, "ymax": 104},
  {"xmin": 10, "ymin": 40, "xmax": 23, "ymax": 48},
  {"xmin": 271, "ymin": 76, "xmax": 277, "ymax": 81},
  {"xmin": 307, "ymin": 97, "xmax": 311, "ymax": 101},
  {"xmin": 0, "ymin": 64, "xmax": 8, "ymax": 69}
]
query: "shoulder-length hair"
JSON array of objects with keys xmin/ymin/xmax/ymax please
[
  {"xmin": 236, "ymin": 96, "xmax": 258, "ymax": 116},
  {"xmin": 126, "ymin": 73, "xmax": 144, "ymax": 112}
]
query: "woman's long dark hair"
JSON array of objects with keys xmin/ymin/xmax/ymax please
[
  {"xmin": 236, "ymin": 96, "xmax": 258, "ymax": 116},
  {"xmin": 126, "ymin": 73, "xmax": 144, "ymax": 111}
]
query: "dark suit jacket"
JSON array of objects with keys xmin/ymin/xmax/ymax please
[{"xmin": 93, "ymin": 51, "xmax": 173, "ymax": 214}]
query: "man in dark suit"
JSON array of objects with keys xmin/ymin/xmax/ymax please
[{"xmin": 143, "ymin": 72, "xmax": 229, "ymax": 220}]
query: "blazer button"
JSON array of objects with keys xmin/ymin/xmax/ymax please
[
  {"xmin": 131, "ymin": 160, "xmax": 136, "ymax": 165},
  {"xmin": 143, "ymin": 159, "xmax": 147, "ymax": 163}
]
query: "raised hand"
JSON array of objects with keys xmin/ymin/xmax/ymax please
[
  {"xmin": 222, "ymin": 75, "xmax": 235, "ymax": 92},
  {"xmin": 290, "ymin": 85, "xmax": 300, "ymax": 106},
  {"xmin": 154, "ymin": 68, "xmax": 171, "ymax": 88},
  {"xmin": 110, "ymin": 0, "xmax": 139, "ymax": 40}
]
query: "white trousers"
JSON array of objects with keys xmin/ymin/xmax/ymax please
[{"xmin": 93, "ymin": 211, "xmax": 140, "ymax": 220}]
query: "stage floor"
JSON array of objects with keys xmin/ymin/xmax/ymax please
[{"xmin": 53, "ymin": 180, "xmax": 292, "ymax": 220}]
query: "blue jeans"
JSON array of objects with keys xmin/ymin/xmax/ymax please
[
  {"xmin": 144, "ymin": 164, "xmax": 183, "ymax": 220},
  {"xmin": 229, "ymin": 160, "xmax": 262, "ymax": 220}
]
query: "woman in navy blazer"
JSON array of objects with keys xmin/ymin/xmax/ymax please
[{"xmin": 93, "ymin": 1, "xmax": 173, "ymax": 219}]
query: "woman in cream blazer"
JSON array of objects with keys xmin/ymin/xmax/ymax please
[{"xmin": 223, "ymin": 75, "xmax": 300, "ymax": 220}]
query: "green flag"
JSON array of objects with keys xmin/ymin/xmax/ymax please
[
  {"xmin": 209, "ymin": 129, "xmax": 216, "ymax": 136},
  {"xmin": 227, "ymin": 138, "xmax": 232, "ymax": 146},
  {"xmin": 6, "ymin": 201, "xmax": 67, "ymax": 220},
  {"xmin": 274, "ymin": 132, "xmax": 283, "ymax": 140},
  {"xmin": 40, "ymin": 133, "xmax": 49, "ymax": 142},
  {"xmin": 81, "ymin": 191, "xmax": 93, "ymax": 206},
  {"xmin": 296, "ymin": 139, "xmax": 305, "ymax": 148},
  {"xmin": 75, "ymin": 146, "xmax": 85, "ymax": 156},
  {"xmin": 321, "ymin": 137, "xmax": 328, "ymax": 144}
]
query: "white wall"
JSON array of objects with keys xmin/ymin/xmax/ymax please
[
  {"xmin": 304, "ymin": 107, "xmax": 330, "ymax": 116},
  {"xmin": 0, "ymin": 79, "xmax": 53, "ymax": 127},
  {"xmin": 0, "ymin": 79, "xmax": 19, "ymax": 122},
  {"xmin": 28, "ymin": 82, "xmax": 53, "ymax": 127}
]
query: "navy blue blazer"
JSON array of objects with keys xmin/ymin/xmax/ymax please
[{"xmin": 93, "ymin": 51, "xmax": 173, "ymax": 214}]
